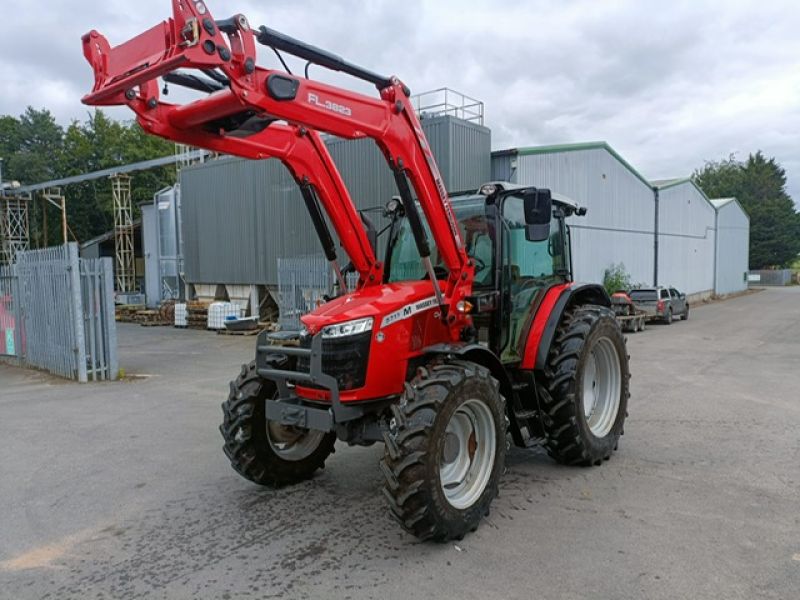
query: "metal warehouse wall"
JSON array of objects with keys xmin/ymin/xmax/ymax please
[
  {"xmin": 713, "ymin": 199, "xmax": 749, "ymax": 295},
  {"xmin": 181, "ymin": 115, "xmax": 491, "ymax": 285},
  {"xmin": 492, "ymin": 145, "xmax": 655, "ymax": 286},
  {"xmin": 657, "ymin": 181, "xmax": 716, "ymax": 296}
]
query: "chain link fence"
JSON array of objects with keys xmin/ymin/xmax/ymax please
[{"xmin": 0, "ymin": 243, "xmax": 117, "ymax": 381}]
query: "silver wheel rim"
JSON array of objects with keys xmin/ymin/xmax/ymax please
[
  {"xmin": 439, "ymin": 398, "xmax": 497, "ymax": 510},
  {"xmin": 266, "ymin": 422, "xmax": 326, "ymax": 461},
  {"xmin": 582, "ymin": 337, "xmax": 622, "ymax": 438}
]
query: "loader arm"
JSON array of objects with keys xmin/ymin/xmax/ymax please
[
  {"xmin": 132, "ymin": 101, "xmax": 380, "ymax": 285},
  {"xmin": 81, "ymin": 0, "xmax": 473, "ymax": 312}
]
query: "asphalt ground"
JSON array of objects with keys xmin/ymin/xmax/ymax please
[{"xmin": 1, "ymin": 287, "xmax": 798, "ymax": 599}]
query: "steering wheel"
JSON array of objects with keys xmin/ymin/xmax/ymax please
[
  {"xmin": 423, "ymin": 265, "xmax": 450, "ymax": 280},
  {"xmin": 470, "ymin": 256, "xmax": 487, "ymax": 274}
]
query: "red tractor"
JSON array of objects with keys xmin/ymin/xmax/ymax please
[{"xmin": 81, "ymin": 1, "xmax": 630, "ymax": 541}]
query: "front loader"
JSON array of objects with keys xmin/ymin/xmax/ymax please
[{"xmin": 81, "ymin": 0, "xmax": 630, "ymax": 541}]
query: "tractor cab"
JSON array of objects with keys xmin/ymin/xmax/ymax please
[{"xmin": 384, "ymin": 182, "xmax": 585, "ymax": 363}]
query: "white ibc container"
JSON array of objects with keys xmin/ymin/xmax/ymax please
[
  {"xmin": 207, "ymin": 302, "xmax": 241, "ymax": 329},
  {"xmin": 174, "ymin": 303, "xmax": 187, "ymax": 327}
]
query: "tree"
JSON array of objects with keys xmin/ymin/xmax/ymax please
[
  {"xmin": 693, "ymin": 152, "xmax": 800, "ymax": 269},
  {"xmin": 0, "ymin": 107, "xmax": 176, "ymax": 245},
  {"xmin": 602, "ymin": 263, "xmax": 632, "ymax": 295}
]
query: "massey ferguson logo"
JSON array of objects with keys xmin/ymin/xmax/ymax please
[
  {"xmin": 380, "ymin": 297, "xmax": 438, "ymax": 329},
  {"xmin": 308, "ymin": 93, "xmax": 352, "ymax": 116}
]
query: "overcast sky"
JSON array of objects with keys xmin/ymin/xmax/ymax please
[{"xmin": 2, "ymin": 0, "xmax": 798, "ymax": 201}]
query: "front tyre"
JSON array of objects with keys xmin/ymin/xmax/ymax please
[
  {"xmin": 539, "ymin": 306, "xmax": 630, "ymax": 466},
  {"xmin": 381, "ymin": 361, "xmax": 506, "ymax": 541},
  {"xmin": 220, "ymin": 361, "xmax": 336, "ymax": 487}
]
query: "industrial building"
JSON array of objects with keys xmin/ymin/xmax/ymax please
[
  {"xmin": 491, "ymin": 142, "xmax": 656, "ymax": 288},
  {"xmin": 711, "ymin": 198, "xmax": 750, "ymax": 295},
  {"xmin": 653, "ymin": 178, "xmax": 717, "ymax": 297},
  {"xmin": 134, "ymin": 107, "xmax": 749, "ymax": 312}
]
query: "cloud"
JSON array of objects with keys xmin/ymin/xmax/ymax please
[{"xmin": 1, "ymin": 0, "xmax": 798, "ymax": 201}]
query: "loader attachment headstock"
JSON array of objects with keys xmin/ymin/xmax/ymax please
[{"xmin": 82, "ymin": 1, "xmax": 257, "ymax": 106}]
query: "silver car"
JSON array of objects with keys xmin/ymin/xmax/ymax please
[{"xmin": 629, "ymin": 287, "xmax": 689, "ymax": 324}]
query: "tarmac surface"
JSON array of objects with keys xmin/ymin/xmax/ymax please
[{"xmin": 1, "ymin": 287, "xmax": 799, "ymax": 599}]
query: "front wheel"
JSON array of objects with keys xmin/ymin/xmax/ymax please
[
  {"xmin": 539, "ymin": 305, "xmax": 630, "ymax": 466},
  {"xmin": 220, "ymin": 361, "xmax": 336, "ymax": 487},
  {"xmin": 681, "ymin": 307, "xmax": 689, "ymax": 320},
  {"xmin": 381, "ymin": 361, "xmax": 506, "ymax": 541}
]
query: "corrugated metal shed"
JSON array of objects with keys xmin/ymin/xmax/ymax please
[
  {"xmin": 181, "ymin": 115, "xmax": 490, "ymax": 285},
  {"xmin": 654, "ymin": 178, "xmax": 716, "ymax": 296},
  {"xmin": 492, "ymin": 142, "xmax": 656, "ymax": 286},
  {"xmin": 711, "ymin": 197, "xmax": 749, "ymax": 295}
]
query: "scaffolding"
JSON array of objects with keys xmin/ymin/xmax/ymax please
[
  {"xmin": 0, "ymin": 192, "xmax": 30, "ymax": 265},
  {"xmin": 175, "ymin": 143, "xmax": 205, "ymax": 179},
  {"xmin": 40, "ymin": 187, "xmax": 67, "ymax": 245},
  {"xmin": 111, "ymin": 174, "xmax": 135, "ymax": 293}
]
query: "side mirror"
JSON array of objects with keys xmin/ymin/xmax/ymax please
[{"xmin": 523, "ymin": 188, "xmax": 552, "ymax": 242}]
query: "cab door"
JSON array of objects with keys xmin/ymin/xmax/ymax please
[{"xmin": 499, "ymin": 195, "xmax": 568, "ymax": 363}]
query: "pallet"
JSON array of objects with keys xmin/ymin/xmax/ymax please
[
  {"xmin": 216, "ymin": 327, "xmax": 261, "ymax": 336},
  {"xmin": 140, "ymin": 320, "xmax": 171, "ymax": 327}
]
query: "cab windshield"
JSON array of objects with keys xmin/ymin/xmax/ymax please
[
  {"xmin": 386, "ymin": 195, "xmax": 494, "ymax": 286},
  {"xmin": 386, "ymin": 193, "xmax": 568, "ymax": 288}
]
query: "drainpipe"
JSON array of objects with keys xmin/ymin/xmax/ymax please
[
  {"xmin": 713, "ymin": 208, "xmax": 719, "ymax": 295},
  {"xmin": 653, "ymin": 186, "xmax": 659, "ymax": 286}
]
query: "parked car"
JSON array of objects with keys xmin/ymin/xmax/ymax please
[{"xmin": 629, "ymin": 286, "xmax": 689, "ymax": 324}]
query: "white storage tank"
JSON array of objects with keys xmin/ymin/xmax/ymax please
[
  {"xmin": 207, "ymin": 302, "xmax": 242, "ymax": 330},
  {"xmin": 174, "ymin": 303, "xmax": 187, "ymax": 327}
]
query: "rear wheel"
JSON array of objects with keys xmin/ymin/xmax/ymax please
[
  {"xmin": 381, "ymin": 361, "xmax": 506, "ymax": 541},
  {"xmin": 220, "ymin": 361, "xmax": 336, "ymax": 487},
  {"xmin": 539, "ymin": 306, "xmax": 630, "ymax": 466},
  {"xmin": 664, "ymin": 308, "xmax": 673, "ymax": 324}
]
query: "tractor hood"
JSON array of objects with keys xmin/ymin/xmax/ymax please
[{"xmin": 301, "ymin": 281, "xmax": 439, "ymax": 334}]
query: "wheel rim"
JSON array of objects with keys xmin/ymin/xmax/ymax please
[
  {"xmin": 439, "ymin": 398, "xmax": 497, "ymax": 510},
  {"xmin": 581, "ymin": 337, "xmax": 622, "ymax": 438},
  {"xmin": 266, "ymin": 421, "xmax": 326, "ymax": 461}
]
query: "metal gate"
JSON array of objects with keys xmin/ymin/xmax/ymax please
[
  {"xmin": 0, "ymin": 244, "xmax": 118, "ymax": 382},
  {"xmin": 276, "ymin": 255, "xmax": 358, "ymax": 329}
]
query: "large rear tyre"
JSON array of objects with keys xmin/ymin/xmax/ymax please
[
  {"xmin": 220, "ymin": 361, "xmax": 336, "ymax": 487},
  {"xmin": 381, "ymin": 361, "xmax": 506, "ymax": 542},
  {"xmin": 539, "ymin": 306, "xmax": 630, "ymax": 466}
]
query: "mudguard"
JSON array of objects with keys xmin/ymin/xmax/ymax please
[{"xmin": 521, "ymin": 282, "xmax": 611, "ymax": 371}]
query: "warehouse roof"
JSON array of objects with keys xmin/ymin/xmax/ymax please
[
  {"xmin": 651, "ymin": 177, "xmax": 689, "ymax": 189},
  {"xmin": 710, "ymin": 197, "xmax": 749, "ymax": 220},
  {"xmin": 493, "ymin": 141, "xmax": 652, "ymax": 189},
  {"xmin": 710, "ymin": 197, "xmax": 735, "ymax": 208},
  {"xmin": 652, "ymin": 177, "xmax": 718, "ymax": 213}
]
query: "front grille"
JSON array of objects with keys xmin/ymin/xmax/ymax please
[{"xmin": 297, "ymin": 331, "xmax": 371, "ymax": 391}]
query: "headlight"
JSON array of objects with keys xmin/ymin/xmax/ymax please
[{"xmin": 321, "ymin": 317, "xmax": 373, "ymax": 339}]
